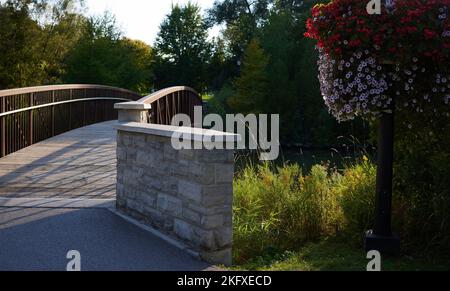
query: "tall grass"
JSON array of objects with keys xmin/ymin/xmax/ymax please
[{"xmin": 233, "ymin": 159, "xmax": 376, "ymax": 263}]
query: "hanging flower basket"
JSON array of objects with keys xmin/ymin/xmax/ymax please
[{"xmin": 305, "ymin": 0, "xmax": 450, "ymax": 122}]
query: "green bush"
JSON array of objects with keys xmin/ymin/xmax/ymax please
[{"xmin": 392, "ymin": 112, "xmax": 450, "ymax": 256}]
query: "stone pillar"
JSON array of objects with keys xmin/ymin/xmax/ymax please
[
  {"xmin": 115, "ymin": 102, "xmax": 151, "ymax": 123},
  {"xmin": 115, "ymin": 122, "xmax": 238, "ymax": 266}
]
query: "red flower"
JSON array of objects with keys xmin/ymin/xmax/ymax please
[
  {"xmin": 349, "ymin": 40, "xmax": 361, "ymax": 47},
  {"xmin": 304, "ymin": 0, "xmax": 450, "ymax": 62},
  {"xmin": 424, "ymin": 29, "xmax": 438, "ymax": 39},
  {"xmin": 373, "ymin": 34, "xmax": 383, "ymax": 46}
]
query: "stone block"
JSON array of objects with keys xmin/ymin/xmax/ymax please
[
  {"xmin": 214, "ymin": 227, "xmax": 232, "ymax": 248},
  {"xmin": 157, "ymin": 193, "xmax": 182, "ymax": 217},
  {"xmin": 189, "ymin": 163, "xmax": 215, "ymax": 185},
  {"xmin": 178, "ymin": 180, "xmax": 202, "ymax": 203},
  {"xmin": 201, "ymin": 214, "xmax": 224, "ymax": 229},
  {"xmin": 192, "ymin": 227, "xmax": 216, "ymax": 250},
  {"xmin": 163, "ymin": 143, "xmax": 178, "ymax": 161},
  {"xmin": 174, "ymin": 219, "xmax": 193, "ymax": 241},
  {"xmin": 200, "ymin": 248, "xmax": 232, "ymax": 267},
  {"xmin": 202, "ymin": 185, "xmax": 232, "ymax": 207},
  {"xmin": 117, "ymin": 147, "xmax": 126, "ymax": 161},
  {"xmin": 137, "ymin": 150, "xmax": 161, "ymax": 168},
  {"xmin": 182, "ymin": 208, "xmax": 202, "ymax": 224},
  {"xmin": 215, "ymin": 164, "xmax": 234, "ymax": 184},
  {"xmin": 139, "ymin": 193, "xmax": 157, "ymax": 208},
  {"xmin": 126, "ymin": 199, "xmax": 144, "ymax": 213},
  {"xmin": 179, "ymin": 149, "xmax": 195, "ymax": 161}
]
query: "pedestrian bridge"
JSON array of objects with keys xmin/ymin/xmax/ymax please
[
  {"xmin": 0, "ymin": 121, "xmax": 117, "ymax": 200},
  {"xmin": 0, "ymin": 84, "xmax": 234, "ymax": 270}
]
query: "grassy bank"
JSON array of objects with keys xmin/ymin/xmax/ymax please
[
  {"xmin": 232, "ymin": 238, "xmax": 450, "ymax": 271},
  {"xmin": 231, "ymin": 159, "xmax": 450, "ymax": 271}
]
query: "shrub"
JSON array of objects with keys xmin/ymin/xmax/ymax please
[{"xmin": 393, "ymin": 112, "xmax": 450, "ymax": 256}]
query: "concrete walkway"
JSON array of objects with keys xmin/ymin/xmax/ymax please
[
  {"xmin": 0, "ymin": 121, "xmax": 118, "ymax": 199},
  {"xmin": 0, "ymin": 122, "xmax": 212, "ymax": 271}
]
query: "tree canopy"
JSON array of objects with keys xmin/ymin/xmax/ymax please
[
  {"xmin": 64, "ymin": 13, "xmax": 153, "ymax": 92},
  {"xmin": 153, "ymin": 3, "xmax": 211, "ymax": 91},
  {"xmin": 0, "ymin": 0, "xmax": 365, "ymax": 145},
  {"xmin": 0, "ymin": 0, "xmax": 153, "ymax": 93}
]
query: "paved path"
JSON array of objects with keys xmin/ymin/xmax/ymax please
[
  {"xmin": 0, "ymin": 121, "xmax": 117, "ymax": 199},
  {"xmin": 0, "ymin": 205, "xmax": 211, "ymax": 271},
  {"xmin": 0, "ymin": 122, "xmax": 213, "ymax": 271}
]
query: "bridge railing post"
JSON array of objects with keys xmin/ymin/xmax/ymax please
[
  {"xmin": 28, "ymin": 93, "xmax": 33, "ymax": 146},
  {"xmin": 115, "ymin": 102, "xmax": 151, "ymax": 123},
  {"xmin": 0, "ymin": 97, "xmax": 5, "ymax": 157}
]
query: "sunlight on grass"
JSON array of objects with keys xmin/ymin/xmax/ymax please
[{"xmin": 202, "ymin": 93, "xmax": 213, "ymax": 101}]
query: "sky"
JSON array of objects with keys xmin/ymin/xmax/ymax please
[{"xmin": 84, "ymin": 0, "xmax": 218, "ymax": 45}]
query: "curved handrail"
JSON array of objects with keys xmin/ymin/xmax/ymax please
[
  {"xmin": 138, "ymin": 86, "xmax": 199, "ymax": 104},
  {"xmin": 0, "ymin": 97, "xmax": 131, "ymax": 118},
  {"xmin": 0, "ymin": 84, "xmax": 141, "ymax": 98},
  {"xmin": 0, "ymin": 84, "xmax": 142, "ymax": 157},
  {"xmin": 129, "ymin": 86, "xmax": 202, "ymax": 126},
  {"xmin": 117, "ymin": 86, "xmax": 202, "ymax": 126}
]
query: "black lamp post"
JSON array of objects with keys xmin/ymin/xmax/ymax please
[{"xmin": 364, "ymin": 62, "xmax": 400, "ymax": 255}]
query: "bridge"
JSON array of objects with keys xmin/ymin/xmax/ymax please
[{"xmin": 0, "ymin": 84, "xmax": 234, "ymax": 271}]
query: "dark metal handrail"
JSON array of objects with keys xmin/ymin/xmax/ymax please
[
  {"xmin": 0, "ymin": 84, "xmax": 141, "ymax": 157},
  {"xmin": 0, "ymin": 97, "xmax": 131, "ymax": 117},
  {"xmin": 138, "ymin": 86, "xmax": 203, "ymax": 125},
  {"xmin": 0, "ymin": 84, "xmax": 140, "ymax": 98}
]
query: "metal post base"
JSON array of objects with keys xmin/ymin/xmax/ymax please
[{"xmin": 364, "ymin": 230, "xmax": 400, "ymax": 255}]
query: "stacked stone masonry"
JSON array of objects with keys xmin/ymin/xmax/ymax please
[{"xmin": 116, "ymin": 128, "xmax": 235, "ymax": 266}]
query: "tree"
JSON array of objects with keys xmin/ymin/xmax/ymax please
[
  {"xmin": 118, "ymin": 39, "xmax": 154, "ymax": 93},
  {"xmin": 0, "ymin": 0, "xmax": 45, "ymax": 88},
  {"xmin": 207, "ymin": 37, "xmax": 234, "ymax": 91},
  {"xmin": 0, "ymin": 0, "xmax": 85, "ymax": 89},
  {"xmin": 64, "ymin": 13, "xmax": 153, "ymax": 93},
  {"xmin": 228, "ymin": 38, "xmax": 269, "ymax": 114},
  {"xmin": 207, "ymin": 0, "xmax": 273, "ymax": 72},
  {"xmin": 153, "ymin": 3, "xmax": 211, "ymax": 91},
  {"xmin": 64, "ymin": 13, "xmax": 122, "ymax": 85},
  {"xmin": 39, "ymin": 0, "xmax": 86, "ymax": 84}
]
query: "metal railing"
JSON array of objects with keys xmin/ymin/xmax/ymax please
[
  {"xmin": 0, "ymin": 84, "xmax": 141, "ymax": 157},
  {"xmin": 138, "ymin": 86, "xmax": 203, "ymax": 125}
]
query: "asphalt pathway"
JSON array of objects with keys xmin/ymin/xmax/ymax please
[{"xmin": 0, "ymin": 203, "xmax": 211, "ymax": 271}]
